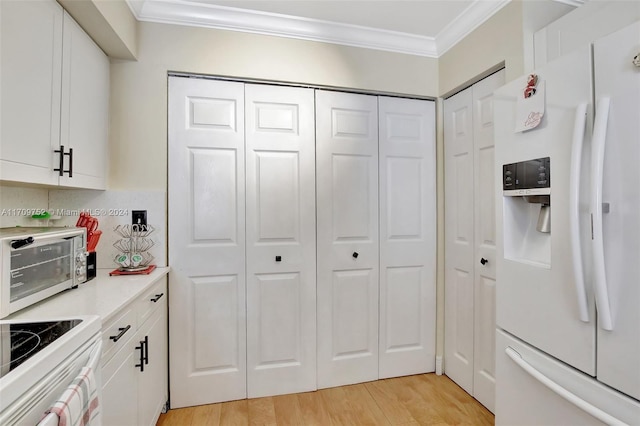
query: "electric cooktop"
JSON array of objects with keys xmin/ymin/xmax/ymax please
[{"xmin": 0, "ymin": 319, "xmax": 82, "ymax": 379}]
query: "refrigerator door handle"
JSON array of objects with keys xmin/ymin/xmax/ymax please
[
  {"xmin": 505, "ymin": 347, "xmax": 627, "ymax": 426},
  {"xmin": 590, "ymin": 97, "xmax": 614, "ymax": 331},
  {"xmin": 569, "ymin": 102, "xmax": 590, "ymax": 323}
]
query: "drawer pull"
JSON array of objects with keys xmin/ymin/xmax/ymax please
[
  {"xmin": 109, "ymin": 325, "xmax": 131, "ymax": 342},
  {"xmin": 150, "ymin": 293, "xmax": 164, "ymax": 303}
]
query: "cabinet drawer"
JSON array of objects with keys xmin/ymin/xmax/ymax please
[
  {"xmin": 137, "ymin": 278, "xmax": 167, "ymax": 327},
  {"xmin": 102, "ymin": 307, "xmax": 136, "ymax": 364}
]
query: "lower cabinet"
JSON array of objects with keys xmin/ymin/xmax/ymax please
[{"xmin": 101, "ymin": 278, "xmax": 168, "ymax": 426}]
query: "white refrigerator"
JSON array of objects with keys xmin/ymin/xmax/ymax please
[{"xmin": 494, "ymin": 21, "xmax": 640, "ymax": 425}]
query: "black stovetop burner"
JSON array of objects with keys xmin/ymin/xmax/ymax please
[{"xmin": 0, "ymin": 319, "xmax": 82, "ymax": 379}]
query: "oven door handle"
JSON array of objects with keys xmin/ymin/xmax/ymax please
[{"xmin": 87, "ymin": 340, "xmax": 103, "ymax": 371}]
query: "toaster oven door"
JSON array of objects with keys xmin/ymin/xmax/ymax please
[{"xmin": 4, "ymin": 237, "xmax": 77, "ymax": 316}]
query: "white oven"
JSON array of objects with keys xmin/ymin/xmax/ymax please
[{"xmin": 0, "ymin": 315, "xmax": 101, "ymax": 425}]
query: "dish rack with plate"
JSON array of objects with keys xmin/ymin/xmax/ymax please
[{"xmin": 113, "ymin": 224, "xmax": 155, "ymax": 271}]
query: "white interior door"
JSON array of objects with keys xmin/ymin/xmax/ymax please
[
  {"xmin": 245, "ymin": 84, "xmax": 317, "ymax": 398},
  {"xmin": 444, "ymin": 87, "xmax": 475, "ymax": 395},
  {"xmin": 444, "ymin": 71, "xmax": 504, "ymax": 409},
  {"xmin": 378, "ymin": 96, "xmax": 436, "ymax": 379},
  {"xmin": 593, "ymin": 21, "xmax": 640, "ymax": 401},
  {"xmin": 316, "ymin": 90, "xmax": 379, "ymax": 389},
  {"xmin": 471, "ymin": 69, "xmax": 504, "ymax": 412},
  {"xmin": 168, "ymin": 77, "xmax": 246, "ymax": 407}
]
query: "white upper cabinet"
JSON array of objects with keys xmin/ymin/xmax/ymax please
[
  {"xmin": 0, "ymin": 0, "xmax": 109, "ymax": 190},
  {"xmin": 60, "ymin": 12, "xmax": 110, "ymax": 189}
]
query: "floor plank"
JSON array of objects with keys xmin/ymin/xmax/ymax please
[
  {"xmin": 157, "ymin": 374, "xmax": 494, "ymax": 425},
  {"xmin": 248, "ymin": 397, "xmax": 276, "ymax": 426},
  {"xmin": 296, "ymin": 390, "xmax": 332, "ymax": 426}
]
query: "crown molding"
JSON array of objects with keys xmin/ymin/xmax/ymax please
[
  {"xmin": 127, "ymin": 0, "xmax": 515, "ymax": 57},
  {"xmin": 435, "ymin": 0, "xmax": 511, "ymax": 56},
  {"xmin": 551, "ymin": 0, "xmax": 585, "ymax": 7}
]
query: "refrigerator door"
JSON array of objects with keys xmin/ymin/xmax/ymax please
[
  {"xmin": 496, "ymin": 330, "xmax": 640, "ymax": 426},
  {"xmin": 593, "ymin": 20, "xmax": 640, "ymax": 402},
  {"xmin": 494, "ymin": 45, "xmax": 596, "ymax": 375}
]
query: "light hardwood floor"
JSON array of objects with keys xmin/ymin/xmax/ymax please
[{"xmin": 157, "ymin": 374, "xmax": 494, "ymax": 425}]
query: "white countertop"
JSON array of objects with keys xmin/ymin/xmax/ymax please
[{"xmin": 8, "ymin": 267, "xmax": 170, "ymax": 324}]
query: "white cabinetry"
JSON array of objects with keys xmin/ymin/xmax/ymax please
[
  {"xmin": 102, "ymin": 278, "xmax": 167, "ymax": 426},
  {"xmin": 0, "ymin": 0, "xmax": 108, "ymax": 189},
  {"xmin": 444, "ymin": 69, "xmax": 504, "ymax": 412}
]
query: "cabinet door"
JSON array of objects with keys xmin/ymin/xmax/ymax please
[
  {"xmin": 102, "ymin": 338, "xmax": 138, "ymax": 426},
  {"xmin": 444, "ymin": 86, "xmax": 475, "ymax": 394},
  {"xmin": 245, "ymin": 84, "xmax": 317, "ymax": 398},
  {"xmin": 168, "ymin": 76, "xmax": 246, "ymax": 407},
  {"xmin": 0, "ymin": 0, "xmax": 62, "ymax": 186},
  {"xmin": 316, "ymin": 90, "xmax": 379, "ymax": 388},
  {"xmin": 138, "ymin": 306, "xmax": 168, "ymax": 426},
  {"xmin": 60, "ymin": 12, "xmax": 109, "ymax": 190},
  {"xmin": 378, "ymin": 97, "xmax": 436, "ymax": 379}
]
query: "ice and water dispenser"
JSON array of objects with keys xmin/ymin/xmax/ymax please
[{"xmin": 502, "ymin": 157, "xmax": 551, "ymax": 266}]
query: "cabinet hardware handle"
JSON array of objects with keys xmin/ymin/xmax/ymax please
[
  {"xmin": 66, "ymin": 147, "xmax": 73, "ymax": 177},
  {"xmin": 54, "ymin": 145, "xmax": 65, "ymax": 176},
  {"xmin": 109, "ymin": 325, "xmax": 131, "ymax": 342},
  {"xmin": 150, "ymin": 293, "xmax": 164, "ymax": 303},
  {"xmin": 352, "ymin": 252, "xmax": 359, "ymax": 259},
  {"xmin": 480, "ymin": 258, "xmax": 488, "ymax": 265},
  {"xmin": 275, "ymin": 256, "xmax": 282, "ymax": 262},
  {"xmin": 135, "ymin": 339, "xmax": 145, "ymax": 372},
  {"xmin": 143, "ymin": 335, "xmax": 149, "ymax": 365}
]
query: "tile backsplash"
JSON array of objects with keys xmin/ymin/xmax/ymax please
[
  {"xmin": 0, "ymin": 185, "xmax": 167, "ymax": 269},
  {"xmin": 49, "ymin": 189, "xmax": 167, "ymax": 269},
  {"xmin": 0, "ymin": 186, "xmax": 49, "ymax": 227}
]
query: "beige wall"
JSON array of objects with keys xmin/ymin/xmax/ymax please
[
  {"xmin": 439, "ymin": 1, "xmax": 524, "ymax": 97},
  {"xmin": 109, "ymin": 22, "xmax": 439, "ymax": 191}
]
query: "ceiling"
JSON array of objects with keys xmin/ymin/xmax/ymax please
[{"xmin": 126, "ymin": 0, "xmax": 580, "ymax": 57}]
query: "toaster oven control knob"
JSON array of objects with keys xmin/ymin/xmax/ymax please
[
  {"xmin": 76, "ymin": 252, "xmax": 87, "ymax": 263},
  {"xmin": 76, "ymin": 267, "xmax": 84, "ymax": 276}
]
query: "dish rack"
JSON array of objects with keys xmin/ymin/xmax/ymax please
[{"xmin": 113, "ymin": 224, "xmax": 155, "ymax": 271}]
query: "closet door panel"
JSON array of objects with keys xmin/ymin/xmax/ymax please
[
  {"xmin": 316, "ymin": 90, "xmax": 379, "ymax": 389},
  {"xmin": 471, "ymin": 69, "xmax": 504, "ymax": 413},
  {"xmin": 168, "ymin": 77, "xmax": 246, "ymax": 407},
  {"xmin": 245, "ymin": 84, "xmax": 316, "ymax": 398},
  {"xmin": 444, "ymin": 87, "xmax": 475, "ymax": 394},
  {"xmin": 378, "ymin": 97, "xmax": 436, "ymax": 378}
]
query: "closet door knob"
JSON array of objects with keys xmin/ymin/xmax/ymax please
[
  {"xmin": 480, "ymin": 258, "xmax": 488, "ymax": 265},
  {"xmin": 275, "ymin": 256, "xmax": 282, "ymax": 262},
  {"xmin": 352, "ymin": 252, "xmax": 359, "ymax": 259}
]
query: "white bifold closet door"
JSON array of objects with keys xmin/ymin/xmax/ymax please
[
  {"xmin": 168, "ymin": 77, "xmax": 247, "ymax": 408},
  {"xmin": 169, "ymin": 77, "xmax": 316, "ymax": 407},
  {"xmin": 316, "ymin": 91, "xmax": 436, "ymax": 389},
  {"xmin": 443, "ymin": 69, "xmax": 504, "ymax": 412},
  {"xmin": 378, "ymin": 97, "xmax": 436, "ymax": 379},
  {"xmin": 316, "ymin": 90, "xmax": 380, "ymax": 388},
  {"xmin": 244, "ymin": 84, "xmax": 317, "ymax": 398}
]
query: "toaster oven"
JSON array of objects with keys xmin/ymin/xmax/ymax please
[{"xmin": 0, "ymin": 227, "xmax": 87, "ymax": 319}]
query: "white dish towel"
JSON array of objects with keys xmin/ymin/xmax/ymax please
[{"xmin": 41, "ymin": 366, "xmax": 100, "ymax": 426}]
